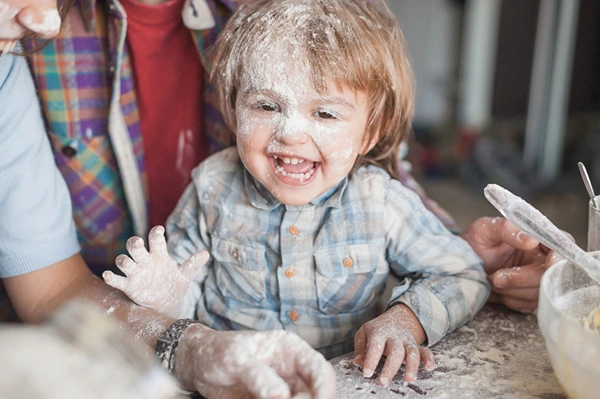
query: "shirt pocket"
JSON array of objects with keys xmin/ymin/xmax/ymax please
[
  {"xmin": 211, "ymin": 236, "xmax": 268, "ymax": 305},
  {"xmin": 314, "ymin": 242, "xmax": 387, "ymax": 314}
]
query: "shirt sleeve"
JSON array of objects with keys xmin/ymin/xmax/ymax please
[
  {"xmin": 383, "ymin": 178, "xmax": 490, "ymax": 346},
  {"xmin": 0, "ymin": 54, "xmax": 80, "ymax": 278},
  {"xmin": 165, "ymin": 168, "xmax": 212, "ymax": 318}
]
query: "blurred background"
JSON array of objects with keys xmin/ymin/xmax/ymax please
[{"xmin": 386, "ymin": 0, "xmax": 598, "ymax": 246}]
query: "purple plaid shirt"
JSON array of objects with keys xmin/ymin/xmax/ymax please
[{"xmin": 23, "ymin": 0, "xmax": 237, "ymax": 273}]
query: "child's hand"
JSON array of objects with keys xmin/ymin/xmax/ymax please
[
  {"xmin": 102, "ymin": 225, "xmax": 209, "ymax": 317},
  {"xmin": 353, "ymin": 304, "xmax": 435, "ymax": 386}
]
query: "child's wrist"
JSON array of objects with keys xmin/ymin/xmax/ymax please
[{"xmin": 389, "ymin": 303, "xmax": 427, "ymax": 345}]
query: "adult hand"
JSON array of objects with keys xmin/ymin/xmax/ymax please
[
  {"xmin": 353, "ymin": 304, "xmax": 434, "ymax": 386},
  {"xmin": 103, "ymin": 225, "xmax": 209, "ymax": 317},
  {"xmin": 176, "ymin": 327, "xmax": 336, "ymax": 399},
  {"xmin": 0, "ymin": 0, "xmax": 61, "ymax": 52},
  {"xmin": 461, "ymin": 217, "xmax": 562, "ymax": 313}
]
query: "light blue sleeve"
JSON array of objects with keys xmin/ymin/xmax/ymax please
[
  {"xmin": 0, "ymin": 54, "xmax": 80, "ymax": 277},
  {"xmin": 383, "ymin": 178, "xmax": 490, "ymax": 346}
]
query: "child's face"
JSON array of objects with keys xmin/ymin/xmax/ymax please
[{"xmin": 235, "ymin": 63, "xmax": 372, "ymax": 207}]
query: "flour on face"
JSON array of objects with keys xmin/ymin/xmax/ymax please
[{"xmin": 235, "ymin": 41, "xmax": 370, "ymax": 206}]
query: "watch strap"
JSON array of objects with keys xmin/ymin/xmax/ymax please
[{"xmin": 155, "ymin": 319, "xmax": 201, "ymax": 374}]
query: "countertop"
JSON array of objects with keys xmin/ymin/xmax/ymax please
[{"xmin": 330, "ymin": 304, "xmax": 566, "ymax": 398}]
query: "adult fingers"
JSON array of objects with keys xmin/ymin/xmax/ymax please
[
  {"xmin": 293, "ymin": 350, "xmax": 336, "ymax": 399},
  {"xmin": 491, "ymin": 218, "xmax": 540, "ymax": 251},
  {"xmin": 236, "ymin": 362, "xmax": 291, "ymax": 399},
  {"xmin": 488, "ymin": 292, "xmax": 538, "ymax": 313},
  {"xmin": 16, "ymin": 2, "xmax": 61, "ymax": 38},
  {"xmin": 0, "ymin": 4, "xmax": 24, "ymax": 39},
  {"xmin": 102, "ymin": 270, "xmax": 128, "ymax": 292},
  {"xmin": 115, "ymin": 253, "xmax": 138, "ymax": 276},
  {"xmin": 361, "ymin": 336, "xmax": 385, "ymax": 378},
  {"xmin": 402, "ymin": 344, "xmax": 420, "ymax": 382},
  {"xmin": 181, "ymin": 250, "xmax": 210, "ymax": 280},
  {"xmin": 377, "ymin": 341, "xmax": 405, "ymax": 387},
  {"xmin": 126, "ymin": 236, "xmax": 151, "ymax": 264},
  {"xmin": 0, "ymin": 39, "xmax": 18, "ymax": 53},
  {"xmin": 148, "ymin": 226, "xmax": 168, "ymax": 255},
  {"xmin": 489, "ymin": 263, "xmax": 546, "ymax": 289},
  {"xmin": 489, "ymin": 286, "xmax": 539, "ymax": 303}
]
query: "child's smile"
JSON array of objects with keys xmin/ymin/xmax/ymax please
[
  {"xmin": 235, "ymin": 61, "xmax": 373, "ymax": 206},
  {"xmin": 271, "ymin": 154, "xmax": 318, "ymax": 185}
]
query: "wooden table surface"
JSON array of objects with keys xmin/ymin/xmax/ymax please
[{"xmin": 330, "ymin": 304, "xmax": 566, "ymax": 398}]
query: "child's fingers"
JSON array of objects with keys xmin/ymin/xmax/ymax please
[
  {"xmin": 377, "ymin": 341, "xmax": 405, "ymax": 387},
  {"xmin": 126, "ymin": 236, "xmax": 150, "ymax": 264},
  {"xmin": 148, "ymin": 226, "xmax": 167, "ymax": 255},
  {"xmin": 102, "ymin": 270, "xmax": 128, "ymax": 292},
  {"xmin": 402, "ymin": 344, "xmax": 420, "ymax": 382},
  {"xmin": 115, "ymin": 254, "xmax": 138, "ymax": 276},
  {"xmin": 181, "ymin": 250, "xmax": 210, "ymax": 281},
  {"xmin": 353, "ymin": 328, "xmax": 367, "ymax": 366},
  {"xmin": 419, "ymin": 347, "xmax": 435, "ymax": 371},
  {"xmin": 361, "ymin": 337, "xmax": 385, "ymax": 378}
]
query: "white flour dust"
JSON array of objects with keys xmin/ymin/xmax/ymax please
[
  {"xmin": 18, "ymin": 8, "xmax": 61, "ymax": 36},
  {"xmin": 332, "ymin": 306, "xmax": 564, "ymax": 398}
]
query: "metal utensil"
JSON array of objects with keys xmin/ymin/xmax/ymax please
[
  {"xmin": 578, "ymin": 162, "xmax": 599, "ymax": 209},
  {"xmin": 484, "ymin": 183, "xmax": 600, "ymax": 286}
]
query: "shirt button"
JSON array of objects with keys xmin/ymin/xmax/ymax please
[
  {"xmin": 289, "ymin": 225, "xmax": 299, "ymax": 235},
  {"xmin": 284, "ymin": 268, "xmax": 295, "ymax": 278},
  {"xmin": 232, "ymin": 249, "xmax": 239, "ymax": 259},
  {"xmin": 61, "ymin": 142, "xmax": 78, "ymax": 157},
  {"xmin": 343, "ymin": 257, "xmax": 354, "ymax": 268},
  {"xmin": 288, "ymin": 310, "xmax": 299, "ymax": 321}
]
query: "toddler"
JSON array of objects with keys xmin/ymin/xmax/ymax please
[{"xmin": 103, "ymin": 0, "xmax": 489, "ymax": 386}]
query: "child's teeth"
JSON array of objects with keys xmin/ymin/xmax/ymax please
[
  {"xmin": 283, "ymin": 157, "xmax": 291, "ymax": 164},
  {"xmin": 275, "ymin": 164, "xmax": 315, "ymax": 181},
  {"xmin": 291, "ymin": 158, "xmax": 299, "ymax": 165}
]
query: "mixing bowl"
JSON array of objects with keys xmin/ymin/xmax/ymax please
[{"xmin": 538, "ymin": 258, "xmax": 600, "ymax": 399}]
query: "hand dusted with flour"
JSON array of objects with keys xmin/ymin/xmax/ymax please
[
  {"xmin": 176, "ymin": 328, "xmax": 336, "ymax": 399},
  {"xmin": 0, "ymin": 0, "xmax": 63, "ymax": 52},
  {"xmin": 103, "ymin": 226, "xmax": 209, "ymax": 318}
]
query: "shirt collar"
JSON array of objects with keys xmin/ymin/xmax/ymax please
[
  {"xmin": 244, "ymin": 169, "xmax": 347, "ymax": 211},
  {"xmin": 78, "ymin": 0, "xmax": 235, "ymax": 32}
]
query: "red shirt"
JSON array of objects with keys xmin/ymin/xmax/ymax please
[{"xmin": 121, "ymin": 0, "xmax": 209, "ymax": 227}]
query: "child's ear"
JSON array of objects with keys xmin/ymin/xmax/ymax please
[{"xmin": 360, "ymin": 129, "xmax": 380, "ymax": 155}]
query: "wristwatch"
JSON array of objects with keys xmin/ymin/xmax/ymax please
[{"xmin": 155, "ymin": 319, "xmax": 201, "ymax": 374}]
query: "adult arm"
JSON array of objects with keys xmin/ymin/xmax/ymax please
[{"xmin": 5, "ymin": 255, "xmax": 335, "ymax": 398}]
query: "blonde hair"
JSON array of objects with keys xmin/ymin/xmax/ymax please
[{"xmin": 211, "ymin": 0, "xmax": 415, "ymax": 180}]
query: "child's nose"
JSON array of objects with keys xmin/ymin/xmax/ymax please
[{"xmin": 275, "ymin": 126, "xmax": 310, "ymax": 146}]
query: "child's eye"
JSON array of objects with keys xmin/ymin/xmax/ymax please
[
  {"xmin": 258, "ymin": 102, "xmax": 279, "ymax": 112},
  {"xmin": 316, "ymin": 110, "xmax": 336, "ymax": 119}
]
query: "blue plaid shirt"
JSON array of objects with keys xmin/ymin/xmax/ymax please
[{"xmin": 167, "ymin": 147, "xmax": 489, "ymax": 357}]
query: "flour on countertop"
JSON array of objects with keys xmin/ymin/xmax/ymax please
[{"xmin": 331, "ymin": 305, "xmax": 565, "ymax": 398}]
